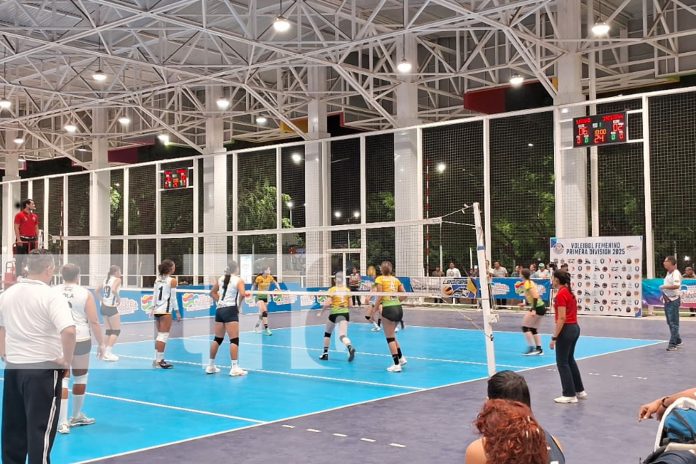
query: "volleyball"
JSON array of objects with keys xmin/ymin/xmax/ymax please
[{"xmin": 442, "ymin": 285, "xmax": 454, "ymax": 296}]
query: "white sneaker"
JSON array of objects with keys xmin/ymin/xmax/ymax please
[
  {"xmin": 57, "ymin": 423, "xmax": 70, "ymax": 434},
  {"xmin": 229, "ymin": 367, "xmax": 248, "ymax": 377},
  {"xmin": 254, "ymin": 322, "xmax": 262, "ymax": 333},
  {"xmin": 576, "ymin": 391, "xmax": 588, "ymax": 400},
  {"xmin": 205, "ymin": 365, "xmax": 220, "ymax": 374},
  {"xmin": 102, "ymin": 352, "xmax": 119, "ymax": 362},
  {"xmin": 70, "ymin": 413, "xmax": 96, "ymax": 426},
  {"xmin": 399, "ymin": 357, "xmax": 408, "ymax": 366},
  {"xmin": 371, "ymin": 323, "xmax": 381, "ymax": 332},
  {"xmin": 386, "ymin": 364, "xmax": 402, "ymax": 373},
  {"xmin": 395, "ymin": 326, "xmax": 400, "ymax": 333},
  {"xmin": 554, "ymin": 396, "xmax": 578, "ymax": 404}
]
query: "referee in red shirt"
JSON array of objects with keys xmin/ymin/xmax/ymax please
[{"xmin": 13, "ymin": 199, "xmax": 40, "ymax": 278}]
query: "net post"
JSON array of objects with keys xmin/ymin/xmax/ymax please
[{"xmin": 473, "ymin": 202, "xmax": 496, "ymax": 377}]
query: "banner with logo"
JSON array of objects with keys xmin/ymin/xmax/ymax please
[
  {"xmin": 643, "ymin": 278, "xmax": 696, "ymax": 308},
  {"xmin": 550, "ymin": 236, "xmax": 643, "ymax": 317}
]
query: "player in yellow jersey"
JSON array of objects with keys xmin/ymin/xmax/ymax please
[
  {"xmin": 316, "ymin": 272, "xmax": 356, "ymax": 362},
  {"xmin": 369, "ymin": 261, "xmax": 407, "ymax": 372},
  {"xmin": 252, "ymin": 267, "xmax": 279, "ymax": 335}
]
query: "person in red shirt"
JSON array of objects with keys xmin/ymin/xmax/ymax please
[
  {"xmin": 549, "ymin": 270, "xmax": 587, "ymax": 404},
  {"xmin": 13, "ymin": 199, "xmax": 40, "ymax": 278}
]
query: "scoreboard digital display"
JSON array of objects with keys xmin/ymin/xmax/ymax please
[
  {"xmin": 162, "ymin": 168, "xmax": 189, "ymax": 190},
  {"xmin": 573, "ymin": 112, "xmax": 627, "ymax": 147}
]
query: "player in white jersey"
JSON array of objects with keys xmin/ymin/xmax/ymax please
[
  {"xmin": 207, "ymin": 260, "xmax": 248, "ymax": 376},
  {"xmin": 55, "ymin": 263, "xmax": 105, "ymax": 434},
  {"xmin": 150, "ymin": 259, "xmax": 177, "ymax": 369},
  {"xmin": 96, "ymin": 265, "xmax": 122, "ymax": 361}
]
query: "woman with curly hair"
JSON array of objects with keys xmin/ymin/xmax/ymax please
[{"xmin": 465, "ymin": 399, "xmax": 549, "ymax": 464}]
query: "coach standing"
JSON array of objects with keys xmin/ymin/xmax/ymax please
[
  {"xmin": 13, "ymin": 198, "xmax": 40, "ymax": 278},
  {"xmin": 0, "ymin": 250, "xmax": 76, "ymax": 464},
  {"xmin": 661, "ymin": 256, "xmax": 682, "ymax": 351}
]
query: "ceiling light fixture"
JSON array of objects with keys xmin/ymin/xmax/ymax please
[
  {"xmin": 256, "ymin": 116, "xmax": 268, "ymax": 125},
  {"xmin": 118, "ymin": 116, "xmax": 131, "ymax": 125},
  {"xmin": 273, "ymin": 0, "xmax": 291, "ymax": 32},
  {"xmin": 397, "ymin": 58, "xmax": 412, "ymax": 74},
  {"xmin": 13, "ymin": 136, "xmax": 24, "ymax": 145},
  {"xmin": 92, "ymin": 69, "xmax": 107, "ymax": 82},
  {"xmin": 157, "ymin": 133, "xmax": 170, "ymax": 145},
  {"xmin": 216, "ymin": 98, "xmax": 230, "ymax": 110},
  {"xmin": 64, "ymin": 123, "xmax": 78, "ymax": 133},
  {"xmin": 0, "ymin": 98, "xmax": 11, "ymax": 109},
  {"xmin": 591, "ymin": 22, "xmax": 610, "ymax": 36},
  {"xmin": 509, "ymin": 75, "xmax": 524, "ymax": 87}
]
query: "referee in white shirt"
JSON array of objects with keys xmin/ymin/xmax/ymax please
[{"xmin": 0, "ymin": 249, "xmax": 76, "ymax": 464}]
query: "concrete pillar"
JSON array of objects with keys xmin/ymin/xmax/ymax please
[
  {"xmin": 202, "ymin": 86, "xmax": 227, "ymax": 284},
  {"xmin": 2, "ymin": 130, "xmax": 20, "ymax": 277},
  {"xmin": 89, "ymin": 108, "xmax": 111, "ymax": 286},
  {"xmin": 394, "ymin": 33, "xmax": 424, "ymax": 276},
  {"xmin": 554, "ymin": 0, "xmax": 588, "ymax": 238},
  {"xmin": 305, "ymin": 67, "xmax": 330, "ymax": 286}
]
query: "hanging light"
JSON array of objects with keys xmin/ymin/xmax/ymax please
[
  {"xmin": 64, "ymin": 123, "xmax": 78, "ymax": 133},
  {"xmin": 256, "ymin": 116, "xmax": 268, "ymax": 125},
  {"xmin": 291, "ymin": 153, "xmax": 302, "ymax": 164},
  {"xmin": 157, "ymin": 133, "xmax": 170, "ymax": 145},
  {"xmin": 0, "ymin": 98, "xmax": 11, "ymax": 109},
  {"xmin": 92, "ymin": 69, "xmax": 107, "ymax": 82},
  {"xmin": 118, "ymin": 116, "xmax": 131, "ymax": 125},
  {"xmin": 273, "ymin": 0, "xmax": 291, "ymax": 32},
  {"xmin": 216, "ymin": 98, "xmax": 230, "ymax": 110},
  {"xmin": 591, "ymin": 22, "xmax": 610, "ymax": 36},
  {"xmin": 509, "ymin": 75, "xmax": 524, "ymax": 87},
  {"xmin": 397, "ymin": 58, "xmax": 412, "ymax": 74},
  {"xmin": 13, "ymin": 136, "xmax": 24, "ymax": 145}
]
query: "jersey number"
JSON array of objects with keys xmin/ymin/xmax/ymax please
[{"xmin": 103, "ymin": 286, "xmax": 111, "ymax": 299}]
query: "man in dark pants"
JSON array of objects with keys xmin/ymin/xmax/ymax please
[
  {"xmin": 13, "ymin": 198, "xmax": 40, "ymax": 278},
  {"xmin": 0, "ymin": 250, "xmax": 76, "ymax": 464}
]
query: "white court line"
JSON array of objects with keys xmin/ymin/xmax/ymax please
[
  {"xmin": 333, "ymin": 433, "xmax": 348, "ymax": 437},
  {"xmin": 389, "ymin": 443, "xmax": 407, "ymax": 448},
  {"xmin": 361, "ymin": 438, "xmax": 376, "ymax": 443},
  {"xmin": 85, "ymin": 392, "xmax": 264, "ymax": 424},
  {"xmin": 112, "ymin": 353, "xmax": 424, "ymax": 391},
  {"xmin": 73, "ymin": 327, "xmax": 666, "ymax": 463}
]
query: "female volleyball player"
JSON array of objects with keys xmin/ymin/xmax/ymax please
[
  {"xmin": 370, "ymin": 261, "xmax": 407, "ymax": 372},
  {"xmin": 97, "ymin": 265, "xmax": 122, "ymax": 361},
  {"xmin": 317, "ymin": 271, "xmax": 356, "ymax": 362},
  {"xmin": 55, "ymin": 263, "xmax": 105, "ymax": 434},
  {"xmin": 151, "ymin": 259, "xmax": 177, "ymax": 369},
  {"xmin": 364, "ymin": 265, "xmax": 381, "ymax": 331},
  {"xmin": 252, "ymin": 267, "xmax": 279, "ymax": 335},
  {"xmin": 517, "ymin": 268, "xmax": 546, "ymax": 356},
  {"xmin": 207, "ymin": 260, "xmax": 248, "ymax": 376}
]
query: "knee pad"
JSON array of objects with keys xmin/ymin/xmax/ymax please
[
  {"xmin": 105, "ymin": 329, "xmax": 114, "ymax": 336},
  {"xmin": 230, "ymin": 337, "xmax": 239, "ymax": 346},
  {"xmin": 324, "ymin": 332, "xmax": 332, "ymax": 338},
  {"xmin": 529, "ymin": 327, "xmax": 538, "ymax": 335},
  {"xmin": 61, "ymin": 377, "xmax": 70, "ymax": 389},
  {"xmin": 156, "ymin": 332, "xmax": 169, "ymax": 343},
  {"xmin": 213, "ymin": 337, "xmax": 224, "ymax": 345},
  {"xmin": 261, "ymin": 311, "xmax": 268, "ymax": 318},
  {"xmin": 110, "ymin": 329, "xmax": 121, "ymax": 337},
  {"xmin": 386, "ymin": 337, "xmax": 396, "ymax": 344},
  {"xmin": 522, "ymin": 326, "xmax": 531, "ymax": 333},
  {"xmin": 72, "ymin": 374, "xmax": 88, "ymax": 385}
]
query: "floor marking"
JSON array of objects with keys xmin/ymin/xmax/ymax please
[
  {"xmin": 238, "ymin": 340, "xmax": 529, "ymax": 369},
  {"xmin": 282, "ymin": 425, "xmax": 295, "ymax": 429},
  {"xmin": 611, "ymin": 374, "xmax": 624, "ymax": 378},
  {"xmin": 307, "ymin": 428, "xmax": 321, "ymax": 433},
  {"xmin": 333, "ymin": 433, "xmax": 348, "ymax": 437},
  {"xmin": 113, "ymin": 353, "xmax": 424, "ymax": 391},
  {"xmin": 361, "ymin": 438, "xmax": 376, "ymax": 443},
  {"xmin": 636, "ymin": 376, "xmax": 648, "ymax": 380},
  {"xmin": 85, "ymin": 392, "xmax": 264, "ymax": 424},
  {"xmin": 389, "ymin": 443, "xmax": 407, "ymax": 448}
]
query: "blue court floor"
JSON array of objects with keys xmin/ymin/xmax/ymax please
[{"xmin": 1, "ymin": 324, "xmax": 662, "ymax": 463}]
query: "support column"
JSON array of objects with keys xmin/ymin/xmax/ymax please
[
  {"xmin": 394, "ymin": 33, "xmax": 424, "ymax": 276},
  {"xmin": 2, "ymin": 130, "xmax": 20, "ymax": 277},
  {"xmin": 554, "ymin": 0, "xmax": 588, "ymax": 239},
  {"xmin": 90, "ymin": 108, "xmax": 111, "ymax": 287},
  {"xmin": 202, "ymin": 86, "xmax": 227, "ymax": 285},
  {"xmin": 305, "ymin": 67, "xmax": 330, "ymax": 286}
]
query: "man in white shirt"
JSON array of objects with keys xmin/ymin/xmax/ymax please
[
  {"xmin": 0, "ymin": 250, "xmax": 76, "ymax": 464},
  {"xmin": 490, "ymin": 261, "xmax": 508, "ymax": 278},
  {"xmin": 446, "ymin": 262, "xmax": 461, "ymax": 278},
  {"xmin": 535, "ymin": 263, "xmax": 550, "ymax": 279},
  {"xmin": 660, "ymin": 256, "xmax": 682, "ymax": 351}
]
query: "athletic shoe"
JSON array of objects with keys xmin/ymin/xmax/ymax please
[
  {"xmin": 102, "ymin": 352, "xmax": 119, "ymax": 362},
  {"xmin": 576, "ymin": 391, "xmax": 588, "ymax": 400},
  {"xmin": 264, "ymin": 328, "xmax": 273, "ymax": 336},
  {"xmin": 386, "ymin": 364, "xmax": 402, "ymax": 373},
  {"xmin": 319, "ymin": 353, "xmax": 329, "ymax": 361},
  {"xmin": 371, "ymin": 323, "xmax": 381, "ymax": 332},
  {"xmin": 229, "ymin": 367, "xmax": 248, "ymax": 377},
  {"xmin": 666, "ymin": 345, "xmax": 678, "ymax": 351},
  {"xmin": 254, "ymin": 322, "xmax": 261, "ymax": 333},
  {"xmin": 554, "ymin": 396, "xmax": 578, "ymax": 404},
  {"xmin": 677, "ymin": 339, "xmax": 683, "ymax": 346},
  {"xmin": 348, "ymin": 346, "xmax": 356, "ymax": 362},
  {"xmin": 57, "ymin": 423, "xmax": 70, "ymax": 434},
  {"xmin": 153, "ymin": 360, "xmax": 173, "ymax": 369},
  {"xmin": 399, "ymin": 357, "xmax": 408, "ymax": 366},
  {"xmin": 522, "ymin": 347, "xmax": 536, "ymax": 355},
  {"xmin": 70, "ymin": 413, "xmax": 96, "ymax": 427},
  {"xmin": 395, "ymin": 326, "xmax": 400, "ymax": 333},
  {"xmin": 205, "ymin": 365, "xmax": 220, "ymax": 374}
]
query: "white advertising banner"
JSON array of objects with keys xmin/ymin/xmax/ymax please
[{"xmin": 550, "ymin": 236, "xmax": 643, "ymax": 317}]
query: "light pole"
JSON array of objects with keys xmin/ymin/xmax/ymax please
[{"xmin": 286, "ymin": 200, "xmax": 294, "ymax": 225}]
